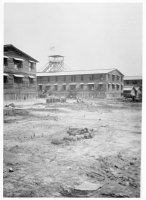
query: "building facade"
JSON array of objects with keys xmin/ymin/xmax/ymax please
[
  {"xmin": 37, "ymin": 68, "xmax": 124, "ymax": 99},
  {"xmin": 4, "ymin": 44, "xmax": 38, "ymax": 101},
  {"xmin": 124, "ymin": 76, "xmax": 142, "ymax": 89}
]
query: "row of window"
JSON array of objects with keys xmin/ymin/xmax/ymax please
[
  {"xmin": 124, "ymin": 80, "xmax": 142, "ymax": 85},
  {"xmin": 39, "ymin": 74, "xmax": 122, "ymax": 83},
  {"xmin": 4, "ymin": 57, "xmax": 35, "ymax": 71},
  {"xmin": 4, "ymin": 76, "xmax": 35, "ymax": 84},
  {"xmin": 41, "ymin": 83, "xmax": 123, "ymax": 91}
]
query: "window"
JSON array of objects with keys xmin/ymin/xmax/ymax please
[
  {"xmin": 54, "ymin": 85, "xmax": 58, "ymax": 90},
  {"xmin": 4, "ymin": 76, "xmax": 8, "ymax": 83},
  {"xmin": 112, "ymin": 84, "xmax": 115, "ymax": 90},
  {"xmin": 39, "ymin": 85, "xmax": 42, "ymax": 91},
  {"xmin": 4, "ymin": 58, "xmax": 8, "ymax": 66},
  {"xmin": 71, "ymin": 75, "xmax": 76, "ymax": 82},
  {"xmin": 29, "ymin": 62, "xmax": 35, "ymax": 71},
  {"xmin": 99, "ymin": 74, "xmax": 103, "ymax": 80},
  {"xmin": 64, "ymin": 76, "xmax": 66, "ymax": 82},
  {"xmin": 117, "ymin": 76, "xmax": 119, "ymax": 81},
  {"xmin": 98, "ymin": 84, "xmax": 104, "ymax": 91},
  {"xmin": 89, "ymin": 74, "xmax": 94, "ymax": 81},
  {"xmin": 112, "ymin": 75, "xmax": 115, "ymax": 81},
  {"xmin": 80, "ymin": 84, "xmax": 84, "ymax": 89},
  {"xmin": 63, "ymin": 85, "xmax": 66, "ymax": 90},
  {"xmin": 29, "ymin": 78, "xmax": 34, "ymax": 84},
  {"xmin": 70, "ymin": 85, "xmax": 76, "ymax": 90},
  {"xmin": 48, "ymin": 77, "xmax": 50, "ymax": 82},
  {"xmin": 81, "ymin": 75, "xmax": 84, "ymax": 81},
  {"xmin": 45, "ymin": 85, "xmax": 51, "ymax": 91},
  {"xmin": 117, "ymin": 85, "xmax": 119, "ymax": 90},
  {"xmin": 14, "ymin": 77, "xmax": 23, "ymax": 84},
  {"xmin": 133, "ymin": 80, "xmax": 137, "ymax": 84},
  {"xmin": 88, "ymin": 84, "xmax": 94, "ymax": 90},
  {"xmin": 55, "ymin": 76, "xmax": 58, "ymax": 82},
  {"xmin": 126, "ymin": 80, "xmax": 129, "ymax": 85},
  {"xmin": 108, "ymin": 84, "xmax": 110, "ymax": 90},
  {"xmin": 14, "ymin": 59, "xmax": 23, "ymax": 70}
]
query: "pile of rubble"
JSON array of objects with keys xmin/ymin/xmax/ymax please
[
  {"xmin": 51, "ymin": 128, "xmax": 94, "ymax": 145},
  {"xmin": 46, "ymin": 96, "xmax": 66, "ymax": 103}
]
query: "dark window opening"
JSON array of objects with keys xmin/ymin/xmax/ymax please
[
  {"xmin": 29, "ymin": 62, "xmax": 35, "ymax": 71},
  {"xmin": 54, "ymin": 85, "xmax": 58, "ymax": 90},
  {"xmin": 88, "ymin": 84, "xmax": 94, "ymax": 90},
  {"xmin": 108, "ymin": 84, "xmax": 110, "ymax": 90},
  {"xmin": 70, "ymin": 85, "xmax": 76, "ymax": 90},
  {"xmin": 55, "ymin": 76, "xmax": 58, "ymax": 82},
  {"xmin": 98, "ymin": 84, "xmax": 104, "ymax": 91},
  {"xmin": 81, "ymin": 75, "xmax": 84, "ymax": 81},
  {"xmin": 64, "ymin": 76, "xmax": 66, "ymax": 82},
  {"xmin": 71, "ymin": 75, "xmax": 76, "ymax": 82},
  {"xmin": 112, "ymin": 75, "xmax": 115, "ymax": 81},
  {"xmin": 99, "ymin": 74, "xmax": 104, "ymax": 81},
  {"xmin": 80, "ymin": 84, "xmax": 84, "ymax": 89},
  {"xmin": 133, "ymin": 80, "xmax": 137, "ymax": 84},
  {"xmin": 14, "ymin": 59, "xmax": 23, "ymax": 69},
  {"xmin": 48, "ymin": 77, "xmax": 50, "ymax": 82},
  {"xmin": 117, "ymin": 85, "xmax": 119, "ymax": 90},
  {"xmin": 4, "ymin": 76, "xmax": 8, "ymax": 83},
  {"xmin": 45, "ymin": 85, "xmax": 51, "ymax": 91},
  {"xmin": 89, "ymin": 74, "xmax": 94, "ymax": 81},
  {"xmin": 4, "ymin": 58, "xmax": 8, "ymax": 66},
  {"xmin": 39, "ymin": 85, "xmax": 42, "ymax": 91},
  {"xmin": 112, "ymin": 84, "xmax": 115, "ymax": 90},
  {"xmin": 14, "ymin": 77, "xmax": 23, "ymax": 84},
  {"xmin": 63, "ymin": 85, "xmax": 66, "ymax": 90},
  {"xmin": 29, "ymin": 78, "xmax": 34, "ymax": 84}
]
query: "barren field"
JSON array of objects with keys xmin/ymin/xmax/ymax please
[{"xmin": 3, "ymin": 99, "xmax": 141, "ymax": 197}]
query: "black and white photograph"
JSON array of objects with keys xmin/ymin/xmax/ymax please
[{"xmin": 3, "ymin": 1, "xmax": 143, "ymax": 198}]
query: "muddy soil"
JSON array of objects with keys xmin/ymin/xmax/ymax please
[{"xmin": 3, "ymin": 99, "xmax": 141, "ymax": 197}]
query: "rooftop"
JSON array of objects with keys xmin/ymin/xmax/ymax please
[
  {"xmin": 4, "ymin": 44, "xmax": 39, "ymax": 62},
  {"xmin": 37, "ymin": 68, "xmax": 123, "ymax": 76},
  {"xmin": 124, "ymin": 76, "xmax": 142, "ymax": 80}
]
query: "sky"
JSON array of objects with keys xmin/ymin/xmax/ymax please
[{"xmin": 4, "ymin": 3, "xmax": 142, "ymax": 76}]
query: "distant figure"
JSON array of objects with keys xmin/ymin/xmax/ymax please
[{"xmin": 131, "ymin": 86, "xmax": 137, "ymax": 102}]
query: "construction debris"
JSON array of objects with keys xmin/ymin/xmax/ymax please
[
  {"xmin": 46, "ymin": 96, "xmax": 66, "ymax": 104},
  {"xmin": 51, "ymin": 128, "xmax": 94, "ymax": 145}
]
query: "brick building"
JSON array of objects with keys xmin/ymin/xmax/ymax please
[
  {"xmin": 37, "ymin": 68, "xmax": 124, "ymax": 99},
  {"xmin": 4, "ymin": 44, "xmax": 38, "ymax": 101}
]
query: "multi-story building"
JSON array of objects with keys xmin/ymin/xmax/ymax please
[
  {"xmin": 124, "ymin": 76, "xmax": 142, "ymax": 89},
  {"xmin": 37, "ymin": 68, "xmax": 124, "ymax": 99},
  {"xmin": 4, "ymin": 44, "xmax": 38, "ymax": 101}
]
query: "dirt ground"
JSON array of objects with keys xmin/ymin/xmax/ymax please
[{"xmin": 3, "ymin": 99, "xmax": 141, "ymax": 197}]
